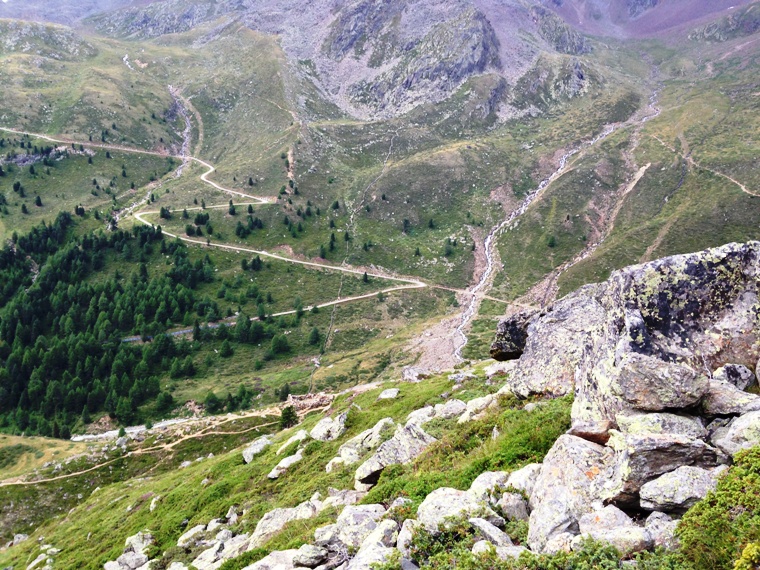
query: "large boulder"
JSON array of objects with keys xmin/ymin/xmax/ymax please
[
  {"xmin": 710, "ymin": 410, "xmax": 760, "ymax": 456},
  {"xmin": 494, "ymin": 292, "xmax": 607, "ymax": 398},
  {"xmin": 468, "ymin": 517, "xmax": 512, "ymax": 546},
  {"xmin": 433, "ymin": 399, "xmax": 467, "ymax": 420},
  {"xmin": 615, "ymin": 412, "xmax": 706, "ymax": 440},
  {"xmin": 243, "ymin": 436, "xmax": 272, "ymax": 464},
  {"xmin": 327, "ymin": 418, "xmax": 395, "ymax": 472},
  {"xmin": 310, "ymin": 412, "xmax": 349, "ymax": 442},
  {"xmin": 416, "ymin": 488, "xmax": 504, "ymax": 534},
  {"xmin": 527, "ymin": 435, "xmax": 610, "ymax": 552},
  {"xmin": 701, "ymin": 379, "xmax": 760, "ymax": 416},
  {"xmin": 249, "ymin": 499, "xmax": 320, "ymax": 548},
  {"xmin": 602, "ymin": 431, "xmax": 722, "ymax": 506},
  {"xmin": 573, "ymin": 505, "xmax": 652, "ymax": 556},
  {"xmin": 492, "ymin": 242, "xmax": 760, "ymax": 434},
  {"xmin": 496, "ymin": 493, "xmax": 529, "ymax": 522},
  {"xmin": 490, "ymin": 309, "xmax": 538, "ymax": 361},
  {"xmin": 354, "ymin": 424, "xmax": 436, "ymax": 489},
  {"xmin": 639, "ymin": 465, "xmax": 725, "ymax": 513}
]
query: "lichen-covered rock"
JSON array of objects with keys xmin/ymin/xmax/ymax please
[
  {"xmin": 602, "ymin": 431, "xmax": 722, "ymax": 505},
  {"xmin": 243, "ymin": 436, "xmax": 272, "ymax": 464},
  {"xmin": 528, "ymin": 435, "xmax": 610, "ymax": 552},
  {"xmin": 711, "ymin": 410, "xmax": 760, "ymax": 456},
  {"xmin": 497, "ymin": 493, "xmax": 529, "ymax": 522},
  {"xmin": 320, "ymin": 488, "xmax": 367, "ymax": 511},
  {"xmin": 405, "ymin": 406, "xmax": 436, "ymax": 426},
  {"xmin": 490, "ymin": 309, "xmax": 538, "ymax": 360},
  {"xmin": 416, "ymin": 488, "xmax": 504, "ymax": 534},
  {"xmin": 714, "ymin": 364, "xmax": 757, "ymax": 391},
  {"xmin": 104, "ymin": 531, "xmax": 154, "ymax": 570},
  {"xmin": 249, "ymin": 499, "xmax": 320, "ymax": 548},
  {"xmin": 468, "ymin": 471, "xmax": 508, "ymax": 503},
  {"xmin": 468, "ymin": 517, "xmax": 512, "ymax": 546},
  {"xmin": 614, "ymin": 353, "xmax": 709, "ymax": 411},
  {"xmin": 241, "ymin": 549, "xmax": 298, "ymax": 570},
  {"xmin": 397, "ymin": 519, "xmax": 420, "ymax": 558},
  {"xmin": 310, "ymin": 412, "xmax": 349, "ymax": 442},
  {"xmin": 292, "ymin": 544, "xmax": 328, "ymax": 568},
  {"xmin": 354, "ymin": 424, "xmax": 436, "ymax": 489},
  {"xmin": 701, "ymin": 379, "xmax": 760, "ymax": 416},
  {"xmin": 645, "ymin": 512, "xmax": 679, "ymax": 550},
  {"xmin": 177, "ymin": 525, "xmax": 206, "ymax": 547},
  {"xmin": 326, "ymin": 418, "xmax": 395, "ymax": 473},
  {"xmin": 494, "ymin": 292, "xmax": 607, "ymax": 398},
  {"xmin": 457, "ymin": 395, "xmax": 496, "ymax": 423},
  {"xmin": 505, "ymin": 463, "xmax": 542, "ymax": 499},
  {"xmin": 575, "ymin": 506, "xmax": 652, "ymax": 555},
  {"xmin": 333, "ymin": 504, "xmax": 387, "ymax": 549},
  {"xmin": 616, "ymin": 412, "xmax": 706, "ymax": 440},
  {"xmin": 639, "ymin": 465, "xmax": 725, "ymax": 512},
  {"xmin": 492, "ymin": 242, "xmax": 760, "ymax": 434},
  {"xmin": 268, "ymin": 448, "xmax": 304, "ymax": 479}
]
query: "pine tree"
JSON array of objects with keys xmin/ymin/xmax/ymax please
[
  {"xmin": 309, "ymin": 327, "xmax": 320, "ymax": 346},
  {"xmin": 279, "ymin": 405, "xmax": 297, "ymax": 429}
]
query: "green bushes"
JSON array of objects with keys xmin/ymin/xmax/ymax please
[
  {"xmin": 674, "ymin": 447, "xmax": 760, "ymax": 570},
  {"xmin": 363, "ymin": 396, "xmax": 572, "ymax": 508}
]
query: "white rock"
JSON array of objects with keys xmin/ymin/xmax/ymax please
[
  {"xmin": 416, "ymin": 488, "xmax": 504, "ymax": 534},
  {"xmin": 397, "ymin": 519, "xmax": 420, "ymax": 558},
  {"xmin": 310, "ymin": 412, "xmax": 349, "ymax": 442},
  {"xmin": 645, "ymin": 512, "xmax": 679, "ymax": 550},
  {"xmin": 268, "ymin": 448, "xmax": 304, "ymax": 479},
  {"xmin": 243, "ymin": 436, "xmax": 272, "ymax": 463},
  {"xmin": 177, "ymin": 525, "xmax": 206, "ymax": 547},
  {"xmin": 469, "ymin": 471, "xmax": 508, "ymax": 503},
  {"xmin": 249, "ymin": 499, "xmax": 319, "ymax": 547},
  {"xmin": 505, "ymin": 464, "xmax": 542, "ymax": 499},
  {"xmin": 292, "ymin": 544, "xmax": 328, "ymax": 568},
  {"xmin": 433, "ymin": 400, "xmax": 467, "ymax": 420},
  {"xmin": 277, "ymin": 430, "xmax": 309, "ymax": 455},
  {"xmin": 378, "ymin": 389, "xmax": 399, "ymax": 400},
  {"xmin": 405, "ymin": 406, "xmax": 436, "ymax": 426},
  {"xmin": 458, "ymin": 395, "xmax": 496, "ymax": 423},
  {"xmin": 497, "ymin": 493, "xmax": 529, "ymax": 522},
  {"xmin": 242, "ymin": 549, "xmax": 298, "ymax": 570},
  {"xmin": 468, "ymin": 518, "xmax": 512, "ymax": 546}
]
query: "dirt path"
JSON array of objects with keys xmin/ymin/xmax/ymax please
[{"xmin": 650, "ymin": 134, "xmax": 757, "ymax": 197}]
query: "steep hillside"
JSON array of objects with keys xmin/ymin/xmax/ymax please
[{"xmin": 0, "ymin": 242, "xmax": 759, "ymax": 570}]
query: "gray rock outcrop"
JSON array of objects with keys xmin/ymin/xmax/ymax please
[
  {"xmin": 354, "ymin": 424, "xmax": 436, "ymax": 490},
  {"xmin": 326, "ymin": 418, "xmax": 395, "ymax": 473},
  {"xmin": 268, "ymin": 448, "xmax": 304, "ymax": 479}
]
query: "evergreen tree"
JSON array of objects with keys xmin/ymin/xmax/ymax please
[
  {"xmin": 279, "ymin": 405, "xmax": 297, "ymax": 429},
  {"xmin": 308, "ymin": 327, "xmax": 320, "ymax": 346}
]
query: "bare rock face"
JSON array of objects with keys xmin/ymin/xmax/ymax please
[
  {"xmin": 710, "ymin": 410, "xmax": 760, "ymax": 456},
  {"xmin": 602, "ymin": 431, "xmax": 722, "ymax": 506},
  {"xmin": 490, "ymin": 310, "xmax": 538, "ymax": 360},
  {"xmin": 527, "ymin": 435, "xmax": 610, "ymax": 552},
  {"xmin": 491, "ymin": 241, "xmax": 760, "ymax": 434}
]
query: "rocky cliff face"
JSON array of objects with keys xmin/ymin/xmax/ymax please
[
  {"xmin": 491, "ymin": 241, "xmax": 760, "ymax": 551},
  {"xmin": 87, "ymin": 0, "xmax": 592, "ymax": 119}
]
